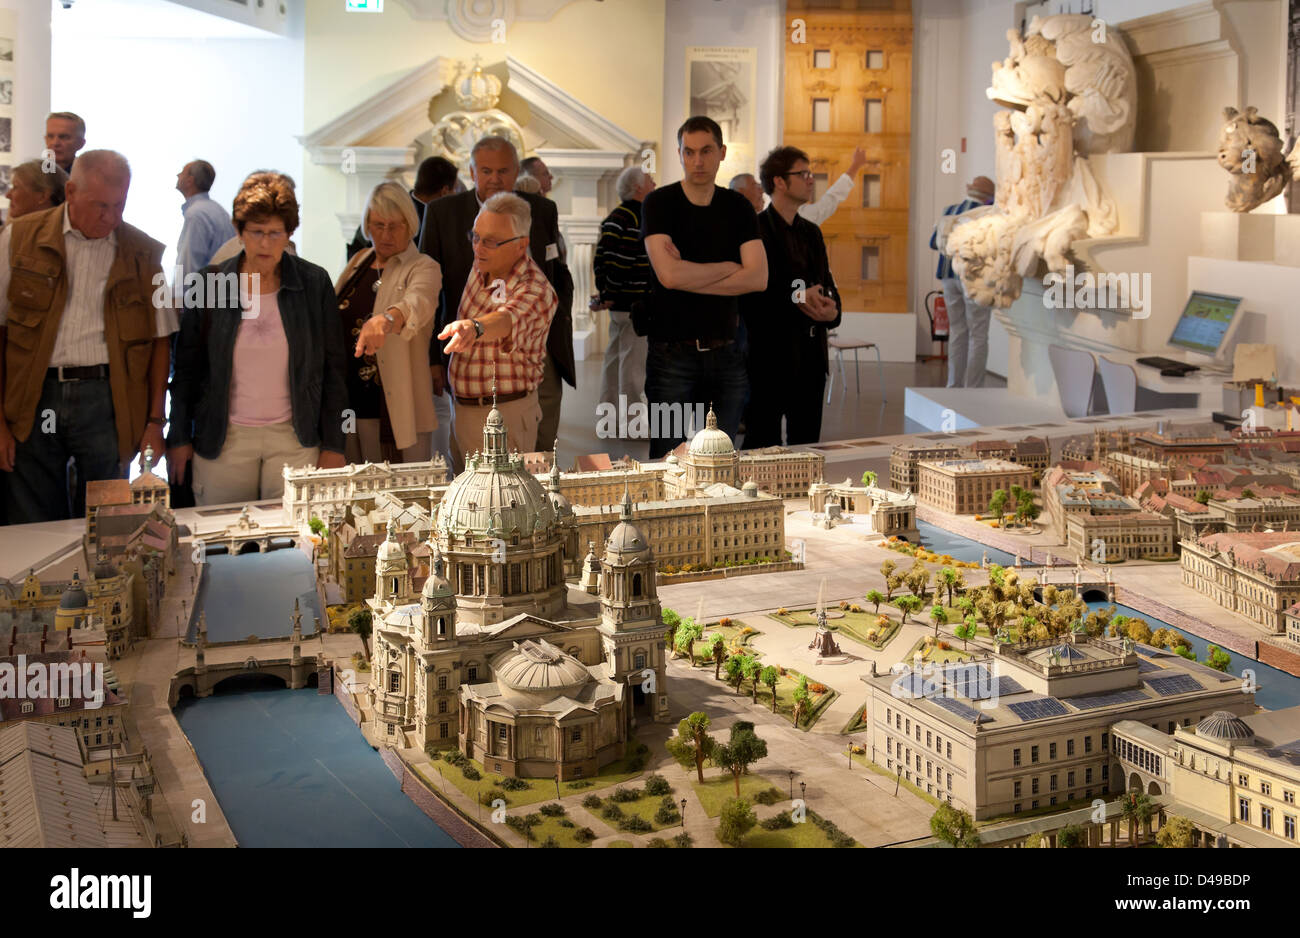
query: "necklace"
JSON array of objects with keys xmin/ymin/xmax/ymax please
[{"xmin": 373, "ymin": 258, "xmax": 384, "ymax": 293}]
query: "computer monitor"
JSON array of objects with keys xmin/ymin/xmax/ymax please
[{"xmin": 1167, "ymin": 290, "xmax": 1243, "ymax": 360}]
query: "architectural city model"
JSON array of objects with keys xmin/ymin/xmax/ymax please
[{"xmin": 4, "ymin": 412, "xmax": 1300, "ymax": 852}]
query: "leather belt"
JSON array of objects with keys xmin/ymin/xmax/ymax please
[
  {"xmin": 49, "ymin": 365, "xmax": 109, "ymax": 382},
  {"xmin": 456, "ymin": 389, "xmax": 530, "ymax": 407},
  {"xmin": 651, "ymin": 338, "xmax": 733, "ymax": 353}
]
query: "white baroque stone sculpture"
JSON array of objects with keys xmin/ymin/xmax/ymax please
[
  {"xmin": 949, "ymin": 14, "xmax": 1133, "ymax": 309},
  {"xmin": 1216, "ymin": 106, "xmax": 1299, "ymax": 213}
]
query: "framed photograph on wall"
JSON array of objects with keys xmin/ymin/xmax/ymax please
[{"xmin": 684, "ymin": 46, "xmax": 757, "ymax": 188}]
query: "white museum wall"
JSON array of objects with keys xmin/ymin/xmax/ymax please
[
  {"xmin": 658, "ymin": 0, "xmax": 784, "ymax": 188},
  {"xmin": 299, "ymin": 0, "xmax": 665, "ymax": 278},
  {"xmin": 50, "ymin": 6, "xmax": 305, "ymax": 276},
  {"xmin": 0, "ymin": 0, "xmax": 52, "ymax": 180}
]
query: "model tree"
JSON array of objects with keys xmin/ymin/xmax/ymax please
[
  {"xmin": 662, "ymin": 608, "xmax": 681, "ymax": 654},
  {"xmin": 861, "ymin": 470, "xmax": 878, "ymax": 488},
  {"xmin": 930, "ymin": 803, "xmax": 980, "ymax": 847},
  {"xmin": 955, "ymin": 615, "xmax": 978, "ymax": 651},
  {"xmin": 792, "ymin": 675, "xmax": 810, "ymax": 727},
  {"xmin": 743, "ymin": 656, "xmax": 763, "ymax": 703},
  {"xmin": 987, "ymin": 489, "xmax": 1008, "ymax": 522},
  {"xmin": 348, "ymin": 607, "xmax": 372, "ymax": 657},
  {"xmin": 1057, "ymin": 824, "xmax": 1087, "ymax": 848},
  {"xmin": 675, "ymin": 618, "xmax": 702, "ymax": 665},
  {"xmin": 1013, "ymin": 488, "xmax": 1040, "ymax": 527},
  {"xmin": 937, "ymin": 566, "xmax": 961, "ymax": 606},
  {"xmin": 713, "ymin": 725, "xmax": 768, "ymax": 796},
  {"xmin": 760, "ymin": 665, "xmax": 779, "ymax": 712},
  {"xmin": 709, "ymin": 633, "xmax": 727, "ymax": 680},
  {"xmin": 717, "ymin": 797, "xmax": 757, "ymax": 846},
  {"xmin": 666, "ymin": 711, "xmax": 716, "ymax": 783},
  {"xmin": 865, "ymin": 589, "xmax": 885, "ymax": 614},
  {"xmin": 906, "ymin": 562, "xmax": 931, "ymax": 602},
  {"xmin": 885, "ymin": 572, "xmax": 905, "ymax": 601},
  {"xmin": 896, "ymin": 594, "xmax": 922, "ymax": 625},
  {"xmin": 1206, "ymin": 644, "xmax": 1232, "ymax": 672},
  {"xmin": 1195, "ymin": 489, "xmax": 1212, "ymax": 505},
  {"xmin": 880, "ymin": 558, "xmax": 897, "ymax": 581},
  {"xmin": 1156, "ymin": 815, "xmax": 1197, "ymax": 848},
  {"xmin": 930, "ymin": 604, "xmax": 949, "ymax": 639},
  {"xmin": 1121, "ymin": 791, "xmax": 1156, "ymax": 845},
  {"xmin": 725, "ymin": 655, "xmax": 750, "ymax": 694}
]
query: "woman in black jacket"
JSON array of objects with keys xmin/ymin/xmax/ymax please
[{"xmin": 166, "ymin": 174, "xmax": 348, "ymax": 505}]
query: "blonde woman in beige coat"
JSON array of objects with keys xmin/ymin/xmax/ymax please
[{"xmin": 339, "ymin": 181, "xmax": 442, "ymax": 463}]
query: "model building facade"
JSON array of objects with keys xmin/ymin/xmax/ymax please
[
  {"xmin": 917, "ymin": 458, "xmax": 1033, "ymax": 515},
  {"xmin": 366, "ymin": 408, "xmax": 668, "ymax": 765}
]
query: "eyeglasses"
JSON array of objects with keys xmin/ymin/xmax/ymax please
[
  {"xmin": 782, "ymin": 170, "xmax": 815, "ymax": 180},
  {"xmin": 243, "ymin": 228, "xmax": 288, "ymax": 242},
  {"xmin": 467, "ymin": 232, "xmax": 524, "ymax": 249}
]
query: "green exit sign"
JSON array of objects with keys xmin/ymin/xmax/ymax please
[{"xmin": 345, "ymin": 0, "xmax": 383, "ymax": 11}]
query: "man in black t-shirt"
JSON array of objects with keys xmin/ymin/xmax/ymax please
[{"xmin": 641, "ymin": 116, "xmax": 767, "ymax": 458}]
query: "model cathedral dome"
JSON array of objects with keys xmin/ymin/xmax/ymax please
[{"xmin": 365, "ymin": 418, "xmax": 669, "ymax": 766}]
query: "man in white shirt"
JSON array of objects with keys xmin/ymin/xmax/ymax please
[
  {"xmin": 0, "ymin": 150, "xmax": 175, "ymax": 522},
  {"xmin": 797, "ymin": 146, "xmax": 868, "ymax": 226}
]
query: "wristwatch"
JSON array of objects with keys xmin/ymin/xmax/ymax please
[
  {"xmin": 471, "ymin": 318, "xmax": 484, "ymax": 338},
  {"xmin": 147, "ymin": 416, "xmax": 166, "ymax": 427},
  {"xmin": 381, "ymin": 310, "xmax": 397, "ymax": 333}
]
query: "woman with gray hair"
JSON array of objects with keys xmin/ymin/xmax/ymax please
[
  {"xmin": 6, "ymin": 159, "xmax": 68, "ymax": 220},
  {"xmin": 336, "ymin": 180, "xmax": 442, "ymax": 463}
]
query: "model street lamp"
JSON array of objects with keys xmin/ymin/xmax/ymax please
[
  {"xmin": 788, "ymin": 769, "xmax": 795, "ymax": 799},
  {"xmin": 800, "ymin": 780, "xmax": 806, "ymax": 803},
  {"xmin": 847, "ymin": 739, "xmax": 854, "ymax": 768},
  {"xmin": 681, "ymin": 798, "xmax": 687, "ymax": 828}
]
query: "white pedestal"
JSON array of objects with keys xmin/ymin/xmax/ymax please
[{"xmin": 1201, "ymin": 212, "xmax": 1300, "ymax": 267}]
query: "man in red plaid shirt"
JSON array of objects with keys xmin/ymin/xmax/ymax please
[{"xmin": 438, "ymin": 192, "xmax": 557, "ymax": 455}]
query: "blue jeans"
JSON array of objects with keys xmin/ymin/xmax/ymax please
[
  {"xmin": 644, "ymin": 340, "xmax": 748, "ymax": 459},
  {"xmin": 7, "ymin": 373, "xmax": 123, "ymax": 523}
]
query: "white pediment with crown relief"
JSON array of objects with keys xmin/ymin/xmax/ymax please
[
  {"xmin": 298, "ymin": 53, "xmax": 644, "ymax": 234},
  {"xmin": 299, "ymin": 53, "xmax": 651, "ymax": 360}
]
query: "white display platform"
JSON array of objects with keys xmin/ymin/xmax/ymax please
[
  {"xmin": 903, "ymin": 386, "xmax": 1069, "ymax": 431},
  {"xmin": 903, "ymin": 384, "xmax": 1219, "ymax": 433},
  {"xmin": 0, "ymin": 518, "xmax": 89, "ymax": 582}
]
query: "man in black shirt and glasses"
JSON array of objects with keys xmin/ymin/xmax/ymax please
[
  {"xmin": 742, "ymin": 146, "xmax": 841, "ymax": 447},
  {"xmin": 641, "ymin": 116, "xmax": 767, "ymax": 458}
]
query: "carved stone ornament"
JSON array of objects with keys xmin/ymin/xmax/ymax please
[
  {"xmin": 1217, "ymin": 106, "xmax": 1298, "ymax": 213},
  {"xmin": 949, "ymin": 14, "xmax": 1133, "ymax": 309},
  {"xmin": 428, "ymin": 57, "xmax": 526, "ymax": 169}
]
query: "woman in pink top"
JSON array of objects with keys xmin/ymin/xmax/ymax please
[{"xmin": 167, "ymin": 174, "xmax": 348, "ymax": 505}]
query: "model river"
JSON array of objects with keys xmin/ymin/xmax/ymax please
[
  {"xmin": 176, "ymin": 550, "xmax": 458, "ymax": 847},
  {"xmin": 187, "ymin": 551, "xmax": 322, "ymax": 644},
  {"xmin": 175, "ymin": 681, "xmax": 458, "ymax": 847},
  {"xmin": 914, "ymin": 520, "xmax": 1300, "ymax": 710}
]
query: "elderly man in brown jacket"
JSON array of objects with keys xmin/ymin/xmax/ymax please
[{"xmin": 0, "ymin": 150, "xmax": 175, "ymax": 523}]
